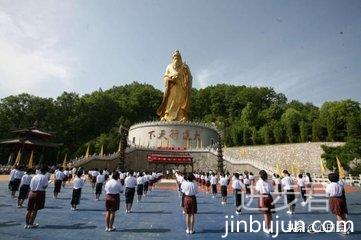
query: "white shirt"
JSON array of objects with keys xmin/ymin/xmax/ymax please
[
  {"xmin": 91, "ymin": 171, "xmax": 99, "ymax": 177},
  {"xmin": 55, "ymin": 171, "xmax": 65, "ymax": 180},
  {"xmin": 232, "ymin": 179, "xmax": 244, "ymax": 190},
  {"xmin": 124, "ymin": 176, "xmax": 137, "ymax": 188},
  {"xmin": 9, "ymin": 169, "xmax": 16, "ymax": 181},
  {"xmin": 219, "ymin": 177, "xmax": 228, "ymax": 186},
  {"xmin": 243, "ymin": 178, "xmax": 250, "ymax": 185},
  {"xmin": 30, "ymin": 174, "xmax": 48, "ymax": 191},
  {"xmin": 96, "ymin": 174, "xmax": 105, "ymax": 184},
  {"xmin": 119, "ymin": 173, "xmax": 125, "ymax": 180},
  {"xmin": 14, "ymin": 169, "xmax": 24, "ymax": 179},
  {"xmin": 326, "ymin": 182, "xmax": 343, "ymax": 197},
  {"xmin": 281, "ymin": 176, "xmax": 293, "ymax": 190},
  {"xmin": 73, "ymin": 177, "xmax": 85, "ymax": 189},
  {"xmin": 143, "ymin": 174, "xmax": 149, "ymax": 182},
  {"xmin": 105, "ymin": 179, "xmax": 123, "ymax": 194},
  {"xmin": 210, "ymin": 176, "xmax": 217, "ymax": 185},
  {"xmin": 137, "ymin": 176, "xmax": 144, "ymax": 185},
  {"xmin": 298, "ymin": 178, "xmax": 305, "ymax": 187},
  {"xmin": 181, "ymin": 181, "xmax": 198, "ymax": 196},
  {"xmin": 255, "ymin": 179, "xmax": 272, "ymax": 194},
  {"xmin": 21, "ymin": 174, "xmax": 32, "ymax": 185}
]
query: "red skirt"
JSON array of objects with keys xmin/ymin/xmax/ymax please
[
  {"xmin": 106, "ymin": 194, "xmax": 120, "ymax": 211},
  {"xmin": 258, "ymin": 194, "xmax": 275, "ymax": 213},
  {"xmin": 329, "ymin": 197, "xmax": 346, "ymax": 216},
  {"xmin": 27, "ymin": 191, "xmax": 46, "ymax": 211},
  {"xmin": 183, "ymin": 195, "xmax": 197, "ymax": 214}
]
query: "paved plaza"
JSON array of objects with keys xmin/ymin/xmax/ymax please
[{"xmin": 0, "ymin": 181, "xmax": 360, "ymax": 240}]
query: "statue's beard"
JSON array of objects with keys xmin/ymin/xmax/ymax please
[{"xmin": 173, "ymin": 58, "xmax": 182, "ymax": 69}]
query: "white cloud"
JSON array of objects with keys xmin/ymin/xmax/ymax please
[{"xmin": 0, "ymin": 3, "xmax": 75, "ymax": 98}]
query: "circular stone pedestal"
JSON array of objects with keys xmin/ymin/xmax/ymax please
[{"xmin": 127, "ymin": 121, "xmax": 219, "ymax": 149}]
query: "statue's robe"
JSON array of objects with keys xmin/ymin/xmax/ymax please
[{"xmin": 157, "ymin": 63, "xmax": 192, "ymax": 121}]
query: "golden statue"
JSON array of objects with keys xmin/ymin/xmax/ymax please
[{"xmin": 157, "ymin": 50, "xmax": 192, "ymax": 122}]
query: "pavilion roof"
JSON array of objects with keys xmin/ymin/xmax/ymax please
[{"xmin": 0, "ymin": 138, "xmax": 63, "ymax": 148}]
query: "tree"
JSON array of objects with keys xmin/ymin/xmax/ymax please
[{"xmin": 281, "ymin": 108, "xmax": 302, "ymax": 143}]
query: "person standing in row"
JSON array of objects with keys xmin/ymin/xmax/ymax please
[
  {"xmin": 8, "ymin": 165, "xmax": 16, "ymax": 191},
  {"xmin": 298, "ymin": 174, "xmax": 307, "ymax": 206},
  {"xmin": 95, "ymin": 170, "xmax": 105, "ymax": 201},
  {"xmin": 124, "ymin": 170, "xmax": 137, "ymax": 213},
  {"xmin": 143, "ymin": 172, "xmax": 149, "ymax": 197},
  {"xmin": 53, "ymin": 167, "xmax": 65, "ymax": 199},
  {"xmin": 219, "ymin": 173, "xmax": 228, "ymax": 205},
  {"xmin": 210, "ymin": 173, "xmax": 217, "ymax": 198},
  {"xmin": 104, "ymin": 171, "xmax": 123, "ymax": 232},
  {"xmin": 62, "ymin": 168, "xmax": 68, "ymax": 188},
  {"xmin": 182, "ymin": 173, "xmax": 198, "ymax": 235},
  {"xmin": 232, "ymin": 173, "xmax": 244, "ymax": 215},
  {"xmin": 91, "ymin": 168, "xmax": 99, "ymax": 191},
  {"xmin": 255, "ymin": 170, "xmax": 275, "ymax": 234},
  {"xmin": 136, "ymin": 172, "xmax": 144, "ymax": 202},
  {"xmin": 11, "ymin": 166, "xmax": 24, "ymax": 198},
  {"xmin": 326, "ymin": 172, "xmax": 350, "ymax": 234},
  {"xmin": 25, "ymin": 166, "xmax": 48, "ymax": 229},
  {"xmin": 18, "ymin": 168, "xmax": 32, "ymax": 208},
  {"xmin": 71, "ymin": 170, "xmax": 86, "ymax": 210},
  {"xmin": 282, "ymin": 170, "xmax": 296, "ymax": 214}
]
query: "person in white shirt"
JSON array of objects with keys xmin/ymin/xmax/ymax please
[
  {"xmin": 326, "ymin": 173, "xmax": 349, "ymax": 234},
  {"xmin": 104, "ymin": 171, "xmax": 123, "ymax": 232},
  {"xmin": 297, "ymin": 174, "xmax": 307, "ymax": 206},
  {"xmin": 219, "ymin": 172, "xmax": 228, "ymax": 205},
  {"xmin": 274, "ymin": 174, "xmax": 281, "ymax": 197},
  {"xmin": 53, "ymin": 167, "xmax": 65, "ymax": 199},
  {"xmin": 91, "ymin": 168, "xmax": 100, "ymax": 190},
  {"xmin": 255, "ymin": 170, "xmax": 275, "ymax": 234},
  {"xmin": 62, "ymin": 168, "xmax": 69, "ymax": 188},
  {"xmin": 305, "ymin": 172, "xmax": 314, "ymax": 198},
  {"xmin": 143, "ymin": 172, "xmax": 149, "ymax": 196},
  {"xmin": 119, "ymin": 171, "xmax": 125, "ymax": 186},
  {"xmin": 243, "ymin": 175, "xmax": 251, "ymax": 198},
  {"xmin": 281, "ymin": 170, "xmax": 296, "ymax": 214},
  {"xmin": 18, "ymin": 168, "xmax": 32, "ymax": 207},
  {"xmin": 25, "ymin": 166, "xmax": 49, "ymax": 229},
  {"xmin": 71, "ymin": 170, "xmax": 86, "ymax": 210},
  {"xmin": 210, "ymin": 173, "xmax": 218, "ymax": 198},
  {"xmin": 232, "ymin": 173, "xmax": 245, "ymax": 214},
  {"xmin": 8, "ymin": 166, "xmax": 16, "ymax": 190},
  {"xmin": 205, "ymin": 173, "xmax": 211, "ymax": 193},
  {"xmin": 136, "ymin": 172, "xmax": 144, "ymax": 202},
  {"xmin": 95, "ymin": 170, "xmax": 105, "ymax": 200},
  {"xmin": 124, "ymin": 170, "xmax": 137, "ymax": 213},
  {"xmin": 11, "ymin": 165, "xmax": 24, "ymax": 198},
  {"xmin": 181, "ymin": 173, "xmax": 198, "ymax": 235}
]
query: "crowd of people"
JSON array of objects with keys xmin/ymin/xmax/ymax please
[{"xmin": 6, "ymin": 165, "xmax": 351, "ymax": 235}]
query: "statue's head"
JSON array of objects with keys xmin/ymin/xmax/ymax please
[{"xmin": 172, "ymin": 50, "xmax": 182, "ymax": 67}]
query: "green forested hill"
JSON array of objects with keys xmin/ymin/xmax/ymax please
[{"xmin": 0, "ymin": 82, "xmax": 360, "ymax": 164}]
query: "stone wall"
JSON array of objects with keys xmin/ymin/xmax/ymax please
[{"xmin": 223, "ymin": 142, "xmax": 344, "ymax": 174}]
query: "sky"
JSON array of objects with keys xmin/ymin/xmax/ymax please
[{"xmin": 0, "ymin": 0, "xmax": 360, "ymax": 106}]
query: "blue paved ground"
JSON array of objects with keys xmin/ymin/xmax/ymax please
[{"xmin": 0, "ymin": 181, "xmax": 360, "ymax": 240}]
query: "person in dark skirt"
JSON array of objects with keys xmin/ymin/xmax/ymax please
[
  {"xmin": 53, "ymin": 167, "xmax": 65, "ymax": 199},
  {"xmin": 18, "ymin": 168, "xmax": 32, "ymax": 208},
  {"xmin": 95, "ymin": 170, "xmax": 105, "ymax": 200},
  {"xmin": 143, "ymin": 172, "xmax": 149, "ymax": 196},
  {"xmin": 326, "ymin": 173, "xmax": 350, "ymax": 234},
  {"xmin": 182, "ymin": 173, "xmax": 198, "ymax": 234},
  {"xmin": 281, "ymin": 170, "xmax": 296, "ymax": 214},
  {"xmin": 25, "ymin": 165, "xmax": 48, "ymax": 229},
  {"xmin": 104, "ymin": 171, "xmax": 123, "ymax": 232},
  {"xmin": 11, "ymin": 165, "xmax": 24, "ymax": 198},
  {"xmin": 297, "ymin": 173, "xmax": 307, "ymax": 206},
  {"xmin": 136, "ymin": 172, "xmax": 144, "ymax": 202},
  {"xmin": 9, "ymin": 166, "xmax": 16, "ymax": 191},
  {"xmin": 232, "ymin": 172, "xmax": 245, "ymax": 214},
  {"xmin": 124, "ymin": 170, "xmax": 137, "ymax": 213},
  {"xmin": 255, "ymin": 170, "xmax": 275, "ymax": 234},
  {"xmin": 71, "ymin": 170, "xmax": 85, "ymax": 210},
  {"xmin": 219, "ymin": 172, "xmax": 228, "ymax": 205},
  {"xmin": 210, "ymin": 172, "xmax": 217, "ymax": 198}
]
